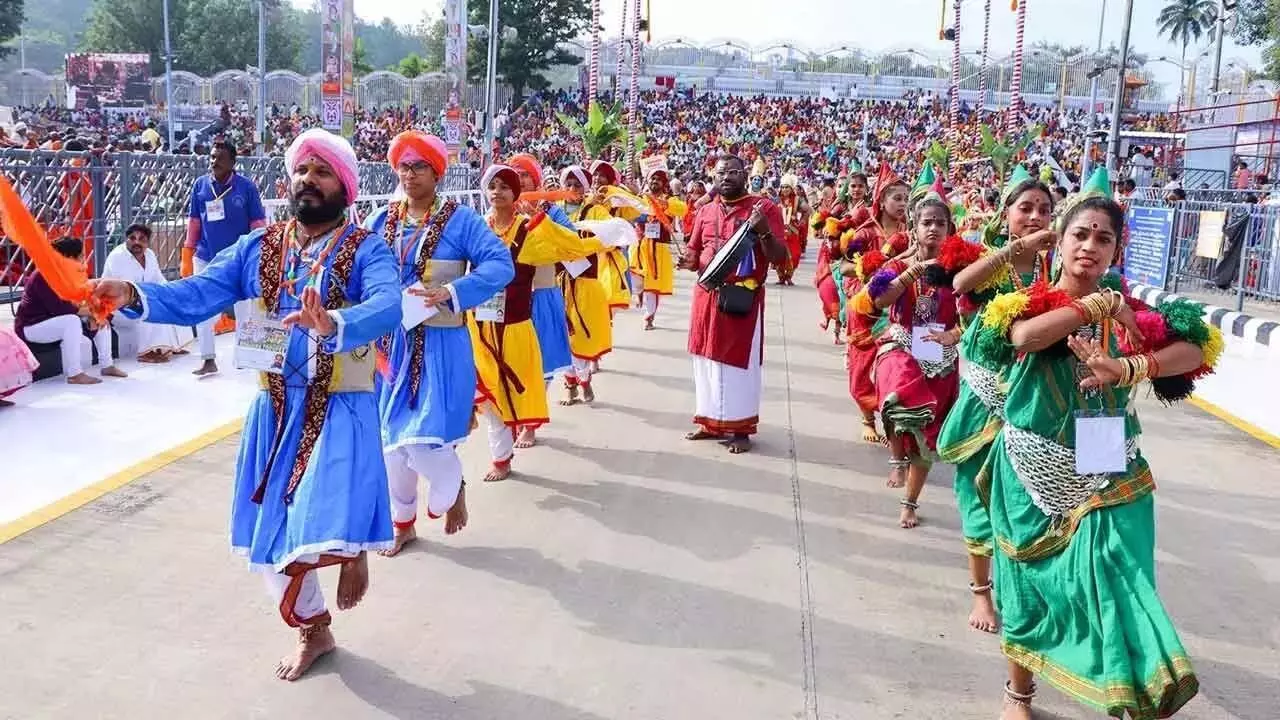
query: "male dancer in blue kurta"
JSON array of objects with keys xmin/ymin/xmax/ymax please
[
  {"xmin": 90, "ymin": 128, "xmax": 402, "ymax": 681},
  {"xmin": 364, "ymin": 131, "xmax": 514, "ymax": 556},
  {"xmin": 508, "ymin": 152, "xmax": 574, "ymax": 448}
]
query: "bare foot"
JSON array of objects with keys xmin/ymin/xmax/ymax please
[
  {"xmin": 899, "ymin": 501, "xmax": 919, "ymax": 529},
  {"xmin": 685, "ymin": 428, "xmax": 719, "ymax": 441},
  {"xmin": 725, "ymin": 435, "xmax": 752, "ymax": 454},
  {"xmin": 581, "ymin": 383, "xmax": 595, "ymax": 403},
  {"xmin": 445, "ymin": 485, "xmax": 469, "ymax": 535},
  {"xmin": 101, "ymin": 365, "xmax": 128, "ymax": 378},
  {"xmin": 170, "ymin": 347, "xmax": 191, "ymax": 356},
  {"xmin": 515, "ymin": 427, "xmax": 537, "ymax": 448},
  {"xmin": 484, "ymin": 462, "xmax": 512, "ymax": 483},
  {"xmin": 819, "ymin": 317, "xmax": 830, "ymax": 331},
  {"xmin": 138, "ymin": 350, "xmax": 169, "ymax": 364},
  {"xmin": 335, "ymin": 552, "xmax": 369, "ymax": 611},
  {"xmin": 643, "ymin": 318, "xmax": 655, "ymax": 330},
  {"xmin": 193, "ymin": 359, "xmax": 218, "ymax": 377},
  {"xmin": 67, "ymin": 373, "xmax": 102, "ymax": 385},
  {"xmin": 275, "ymin": 624, "xmax": 336, "ymax": 681},
  {"xmin": 378, "ymin": 525, "xmax": 417, "ymax": 557},
  {"xmin": 0, "ymin": 398, "xmax": 14, "ymax": 407},
  {"xmin": 969, "ymin": 591, "xmax": 1000, "ymax": 634},
  {"xmin": 860, "ymin": 421, "xmax": 883, "ymax": 445},
  {"xmin": 560, "ymin": 385, "xmax": 580, "ymax": 406}
]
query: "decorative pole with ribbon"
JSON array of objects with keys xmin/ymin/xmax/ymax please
[
  {"xmin": 615, "ymin": 0, "xmax": 628, "ymax": 99},
  {"xmin": 589, "ymin": 0, "xmax": 601, "ymax": 101},
  {"xmin": 1008, "ymin": 0, "xmax": 1027, "ymax": 134},
  {"xmin": 979, "ymin": 0, "xmax": 991, "ymax": 111},
  {"xmin": 625, "ymin": 0, "xmax": 642, "ymax": 182},
  {"xmin": 949, "ymin": 0, "xmax": 962, "ymax": 165}
]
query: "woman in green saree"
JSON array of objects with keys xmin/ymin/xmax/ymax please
[
  {"xmin": 939, "ymin": 167, "xmax": 1055, "ymax": 634},
  {"xmin": 974, "ymin": 192, "xmax": 1222, "ymax": 719}
]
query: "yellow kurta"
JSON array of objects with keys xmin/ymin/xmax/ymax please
[
  {"xmin": 470, "ymin": 213, "xmax": 589, "ymax": 427},
  {"xmin": 575, "ymin": 198, "xmax": 640, "ymax": 311},
  {"xmin": 630, "ymin": 195, "xmax": 687, "ymax": 296},
  {"xmin": 557, "ymin": 233, "xmax": 614, "ymax": 362}
]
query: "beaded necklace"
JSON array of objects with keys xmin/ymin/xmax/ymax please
[{"xmin": 280, "ymin": 219, "xmax": 347, "ymax": 298}]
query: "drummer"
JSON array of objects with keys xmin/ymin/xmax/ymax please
[{"xmin": 679, "ymin": 154, "xmax": 787, "ymax": 454}]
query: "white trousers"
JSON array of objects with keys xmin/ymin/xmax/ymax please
[
  {"xmin": 22, "ymin": 315, "xmax": 112, "ymax": 377},
  {"xmin": 384, "ymin": 444, "xmax": 464, "ymax": 523},
  {"xmin": 479, "ymin": 401, "xmax": 514, "ymax": 463},
  {"xmin": 565, "ymin": 356, "xmax": 594, "ymax": 386},
  {"xmin": 192, "ymin": 256, "xmax": 218, "ymax": 360},
  {"xmin": 692, "ymin": 311, "xmax": 764, "ymax": 431},
  {"xmin": 260, "ymin": 551, "xmax": 355, "ymax": 626},
  {"xmin": 641, "ymin": 291, "xmax": 659, "ymax": 320}
]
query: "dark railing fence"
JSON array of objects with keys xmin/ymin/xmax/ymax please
[
  {"xmin": 0, "ymin": 150, "xmax": 482, "ymax": 307},
  {"xmin": 1124, "ymin": 196, "xmax": 1280, "ymax": 311}
]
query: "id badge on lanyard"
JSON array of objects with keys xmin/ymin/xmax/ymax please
[
  {"xmin": 234, "ymin": 305, "xmax": 290, "ymax": 374},
  {"xmin": 644, "ymin": 221, "xmax": 661, "ymax": 239},
  {"xmin": 1074, "ymin": 409, "xmax": 1127, "ymax": 475},
  {"xmin": 205, "ymin": 197, "xmax": 226, "ymax": 223},
  {"xmin": 474, "ymin": 291, "xmax": 506, "ymax": 323}
]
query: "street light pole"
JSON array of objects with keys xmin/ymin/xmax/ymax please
[
  {"xmin": 257, "ymin": 0, "xmax": 267, "ymax": 155},
  {"xmin": 162, "ymin": 0, "xmax": 176, "ymax": 151},
  {"xmin": 1107, "ymin": 0, "xmax": 1134, "ymax": 174},
  {"xmin": 1082, "ymin": 0, "xmax": 1107, "ymax": 178},
  {"xmin": 482, "ymin": 0, "xmax": 500, "ymax": 169},
  {"xmin": 1210, "ymin": 0, "xmax": 1227, "ymax": 94}
]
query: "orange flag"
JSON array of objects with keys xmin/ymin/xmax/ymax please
[{"xmin": 0, "ymin": 175, "xmax": 115, "ymax": 323}]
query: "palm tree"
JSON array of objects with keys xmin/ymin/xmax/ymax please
[{"xmin": 1156, "ymin": 0, "xmax": 1218, "ymax": 104}]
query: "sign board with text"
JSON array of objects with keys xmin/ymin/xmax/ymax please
[{"xmin": 1123, "ymin": 205, "xmax": 1174, "ymax": 289}]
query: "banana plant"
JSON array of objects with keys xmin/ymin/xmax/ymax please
[
  {"xmin": 924, "ymin": 140, "xmax": 951, "ymax": 178},
  {"xmin": 980, "ymin": 124, "xmax": 1044, "ymax": 185},
  {"xmin": 556, "ymin": 101, "xmax": 627, "ymax": 161}
]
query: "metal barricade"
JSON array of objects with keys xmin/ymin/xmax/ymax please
[
  {"xmin": 0, "ymin": 149, "xmax": 481, "ymax": 308},
  {"xmin": 1153, "ymin": 199, "xmax": 1280, "ymax": 309}
]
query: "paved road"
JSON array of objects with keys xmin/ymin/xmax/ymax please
[{"xmin": 2, "ymin": 270, "xmax": 1277, "ymax": 719}]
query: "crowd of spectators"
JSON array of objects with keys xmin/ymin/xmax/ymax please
[{"xmin": 2, "ymin": 91, "xmax": 1187, "ymax": 192}]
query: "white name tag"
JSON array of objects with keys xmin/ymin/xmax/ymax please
[
  {"xmin": 1075, "ymin": 414, "xmax": 1128, "ymax": 474},
  {"xmin": 910, "ymin": 323, "xmax": 945, "ymax": 363},
  {"xmin": 474, "ymin": 290, "xmax": 506, "ymax": 323},
  {"xmin": 205, "ymin": 197, "xmax": 226, "ymax": 222},
  {"xmin": 234, "ymin": 307, "xmax": 289, "ymax": 373},
  {"xmin": 400, "ymin": 282, "xmax": 439, "ymax": 330},
  {"xmin": 562, "ymin": 258, "xmax": 590, "ymax": 278},
  {"xmin": 644, "ymin": 221, "xmax": 661, "ymax": 239}
]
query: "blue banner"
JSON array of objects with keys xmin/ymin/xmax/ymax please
[{"xmin": 1124, "ymin": 205, "xmax": 1175, "ymax": 289}]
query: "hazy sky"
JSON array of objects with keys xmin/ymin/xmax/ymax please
[{"xmin": 312, "ymin": 0, "xmax": 1263, "ymax": 88}]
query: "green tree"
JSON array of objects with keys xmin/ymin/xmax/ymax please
[
  {"xmin": 1231, "ymin": 0, "xmax": 1280, "ymax": 80},
  {"xmin": 353, "ymin": 36, "xmax": 372, "ymax": 75},
  {"xmin": 467, "ymin": 0, "xmax": 590, "ymax": 102},
  {"xmin": 1156, "ymin": 0, "xmax": 1218, "ymax": 98},
  {"xmin": 82, "ymin": 0, "xmax": 303, "ymax": 75},
  {"xmin": 0, "ymin": 0, "xmax": 24, "ymax": 60},
  {"xmin": 397, "ymin": 52, "xmax": 426, "ymax": 78},
  {"xmin": 419, "ymin": 16, "xmax": 445, "ymax": 72}
]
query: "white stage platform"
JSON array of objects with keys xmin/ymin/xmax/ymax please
[{"xmin": 0, "ymin": 335, "xmax": 257, "ymax": 531}]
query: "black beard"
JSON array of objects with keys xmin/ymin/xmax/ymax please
[{"xmin": 290, "ymin": 194, "xmax": 346, "ymax": 225}]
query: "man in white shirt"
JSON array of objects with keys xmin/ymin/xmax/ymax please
[{"xmin": 101, "ymin": 224, "xmax": 192, "ymax": 363}]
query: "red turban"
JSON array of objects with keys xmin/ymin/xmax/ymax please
[
  {"xmin": 590, "ymin": 160, "xmax": 619, "ymax": 187},
  {"xmin": 508, "ymin": 153, "xmax": 543, "ymax": 188},
  {"xmin": 387, "ymin": 131, "xmax": 448, "ymax": 178}
]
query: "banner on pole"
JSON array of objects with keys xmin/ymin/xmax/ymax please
[{"xmin": 444, "ymin": 0, "xmax": 468, "ymax": 162}]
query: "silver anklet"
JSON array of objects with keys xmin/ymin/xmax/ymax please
[{"xmin": 1003, "ymin": 681, "xmax": 1036, "ymax": 707}]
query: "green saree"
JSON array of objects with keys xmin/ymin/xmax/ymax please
[{"xmin": 982, "ymin": 331, "xmax": 1198, "ymax": 718}]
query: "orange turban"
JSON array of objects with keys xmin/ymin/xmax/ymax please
[
  {"xmin": 387, "ymin": 131, "xmax": 448, "ymax": 178},
  {"xmin": 508, "ymin": 153, "xmax": 543, "ymax": 188}
]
